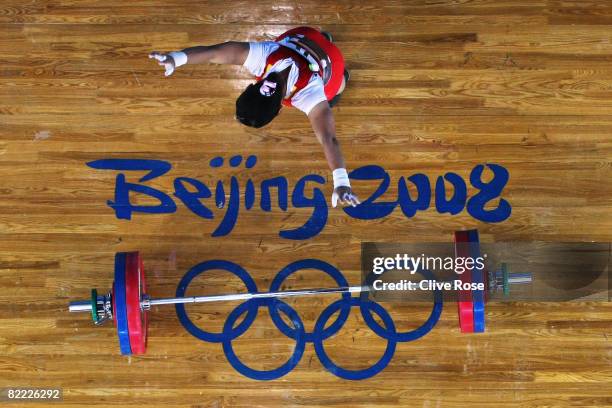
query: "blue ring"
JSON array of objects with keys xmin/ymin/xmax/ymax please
[
  {"xmin": 173, "ymin": 259, "xmax": 445, "ymax": 380},
  {"xmin": 223, "ymin": 299, "xmax": 305, "ymax": 380},
  {"xmin": 114, "ymin": 252, "xmax": 132, "ymax": 355},
  {"xmin": 268, "ymin": 259, "xmax": 351, "ymax": 342},
  {"xmin": 361, "ymin": 268, "xmax": 443, "ymax": 342},
  {"xmin": 314, "ymin": 298, "xmax": 396, "ymax": 380},
  {"xmin": 175, "ymin": 260, "xmax": 259, "ymax": 343}
]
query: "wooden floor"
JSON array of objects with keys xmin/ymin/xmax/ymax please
[{"xmin": 1, "ymin": 1, "xmax": 612, "ymax": 406}]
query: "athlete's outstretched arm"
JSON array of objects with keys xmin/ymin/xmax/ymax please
[
  {"xmin": 308, "ymin": 101, "xmax": 360, "ymax": 207},
  {"xmin": 149, "ymin": 42, "xmax": 249, "ymax": 76}
]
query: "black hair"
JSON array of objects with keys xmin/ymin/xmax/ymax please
[{"xmin": 235, "ymin": 72, "xmax": 284, "ymax": 128}]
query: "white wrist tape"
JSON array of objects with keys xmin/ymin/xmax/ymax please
[
  {"xmin": 332, "ymin": 168, "xmax": 351, "ymax": 189},
  {"xmin": 168, "ymin": 51, "xmax": 188, "ymax": 67}
]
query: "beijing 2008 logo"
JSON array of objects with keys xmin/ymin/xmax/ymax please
[{"xmin": 87, "ymin": 155, "xmax": 512, "ymax": 240}]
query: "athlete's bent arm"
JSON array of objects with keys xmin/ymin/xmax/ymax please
[
  {"xmin": 149, "ymin": 42, "xmax": 249, "ymax": 75},
  {"xmin": 308, "ymin": 101, "xmax": 360, "ymax": 207},
  {"xmin": 149, "ymin": 43, "xmax": 359, "ymax": 207}
]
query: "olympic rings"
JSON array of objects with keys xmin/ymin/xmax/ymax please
[
  {"xmin": 175, "ymin": 260, "xmax": 258, "ymax": 343},
  {"xmin": 268, "ymin": 259, "xmax": 350, "ymax": 342},
  {"xmin": 314, "ymin": 297, "xmax": 396, "ymax": 380},
  {"xmin": 360, "ymin": 267, "xmax": 443, "ymax": 342},
  {"xmin": 223, "ymin": 298, "xmax": 306, "ymax": 381},
  {"xmin": 176, "ymin": 259, "xmax": 443, "ymax": 380}
]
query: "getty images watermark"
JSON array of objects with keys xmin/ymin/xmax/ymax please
[
  {"xmin": 360, "ymin": 242, "xmax": 610, "ymax": 302},
  {"xmin": 370, "ymin": 253, "xmax": 487, "ymax": 292}
]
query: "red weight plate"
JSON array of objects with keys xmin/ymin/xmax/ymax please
[
  {"xmin": 458, "ymin": 301, "xmax": 474, "ymax": 333},
  {"xmin": 139, "ymin": 253, "xmax": 148, "ymax": 352},
  {"xmin": 125, "ymin": 251, "xmax": 147, "ymax": 354},
  {"xmin": 455, "ymin": 231, "xmax": 474, "ymax": 333}
]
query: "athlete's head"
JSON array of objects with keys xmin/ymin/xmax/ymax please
[{"xmin": 235, "ymin": 72, "xmax": 283, "ymax": 128}]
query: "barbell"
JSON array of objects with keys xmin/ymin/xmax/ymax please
[{"xmin": 68, "ymin": 230, "xmax": 532, "ymax": 356}]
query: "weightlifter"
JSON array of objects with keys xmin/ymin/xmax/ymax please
[{"xmin": 149, "ymin": 27, "xmax": 360, "ymax": 208}]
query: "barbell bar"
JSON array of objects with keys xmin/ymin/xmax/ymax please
[
  {"xmin": 69, "ymin": 285, "xmax": 367, "ymax": 313},
  {"xmin": 68, "ymin": 271, "xmax": 530, "ymax": 315}
]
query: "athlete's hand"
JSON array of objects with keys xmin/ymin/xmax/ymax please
[
  {"xmin": 332, "ymin": 186, "xmax": 360, "ymax": 208},
  {"xmin": 148, "ymin": 52, "xmax": 176, "ymax": 77}
]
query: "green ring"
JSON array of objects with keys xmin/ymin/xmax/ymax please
[{"xmin": 90, "ymin": 289, "xmax": 99, "ymax": 324}]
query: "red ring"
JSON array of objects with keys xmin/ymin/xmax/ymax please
[{"xmin": 125, "ymin": 252, "xmax": 147, "ymax": 354}]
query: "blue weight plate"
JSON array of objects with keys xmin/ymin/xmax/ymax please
[
  {"xmin": 467, "ymin": 230, "xmax": 485, "ymax": 333},
  {"xmin": 114, "ymin": 252, "xmax": 132, "ymax": 355}
]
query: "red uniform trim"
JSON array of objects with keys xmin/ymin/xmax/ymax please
[
  {"xmin": 256, "ymin": 27, "xmax": 346, "ymax": 108},
  {"xmin": 256, "ymin": 46, "xmax": 313, "ymax": 108}
]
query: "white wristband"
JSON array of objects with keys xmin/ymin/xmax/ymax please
[
  {"xmin": 332, "ymin": 168, "xmax": 351, "ymax": 189},
  {"xmin": 168, "ymin": 51, "xmax": 188, "ymax": 67}
]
